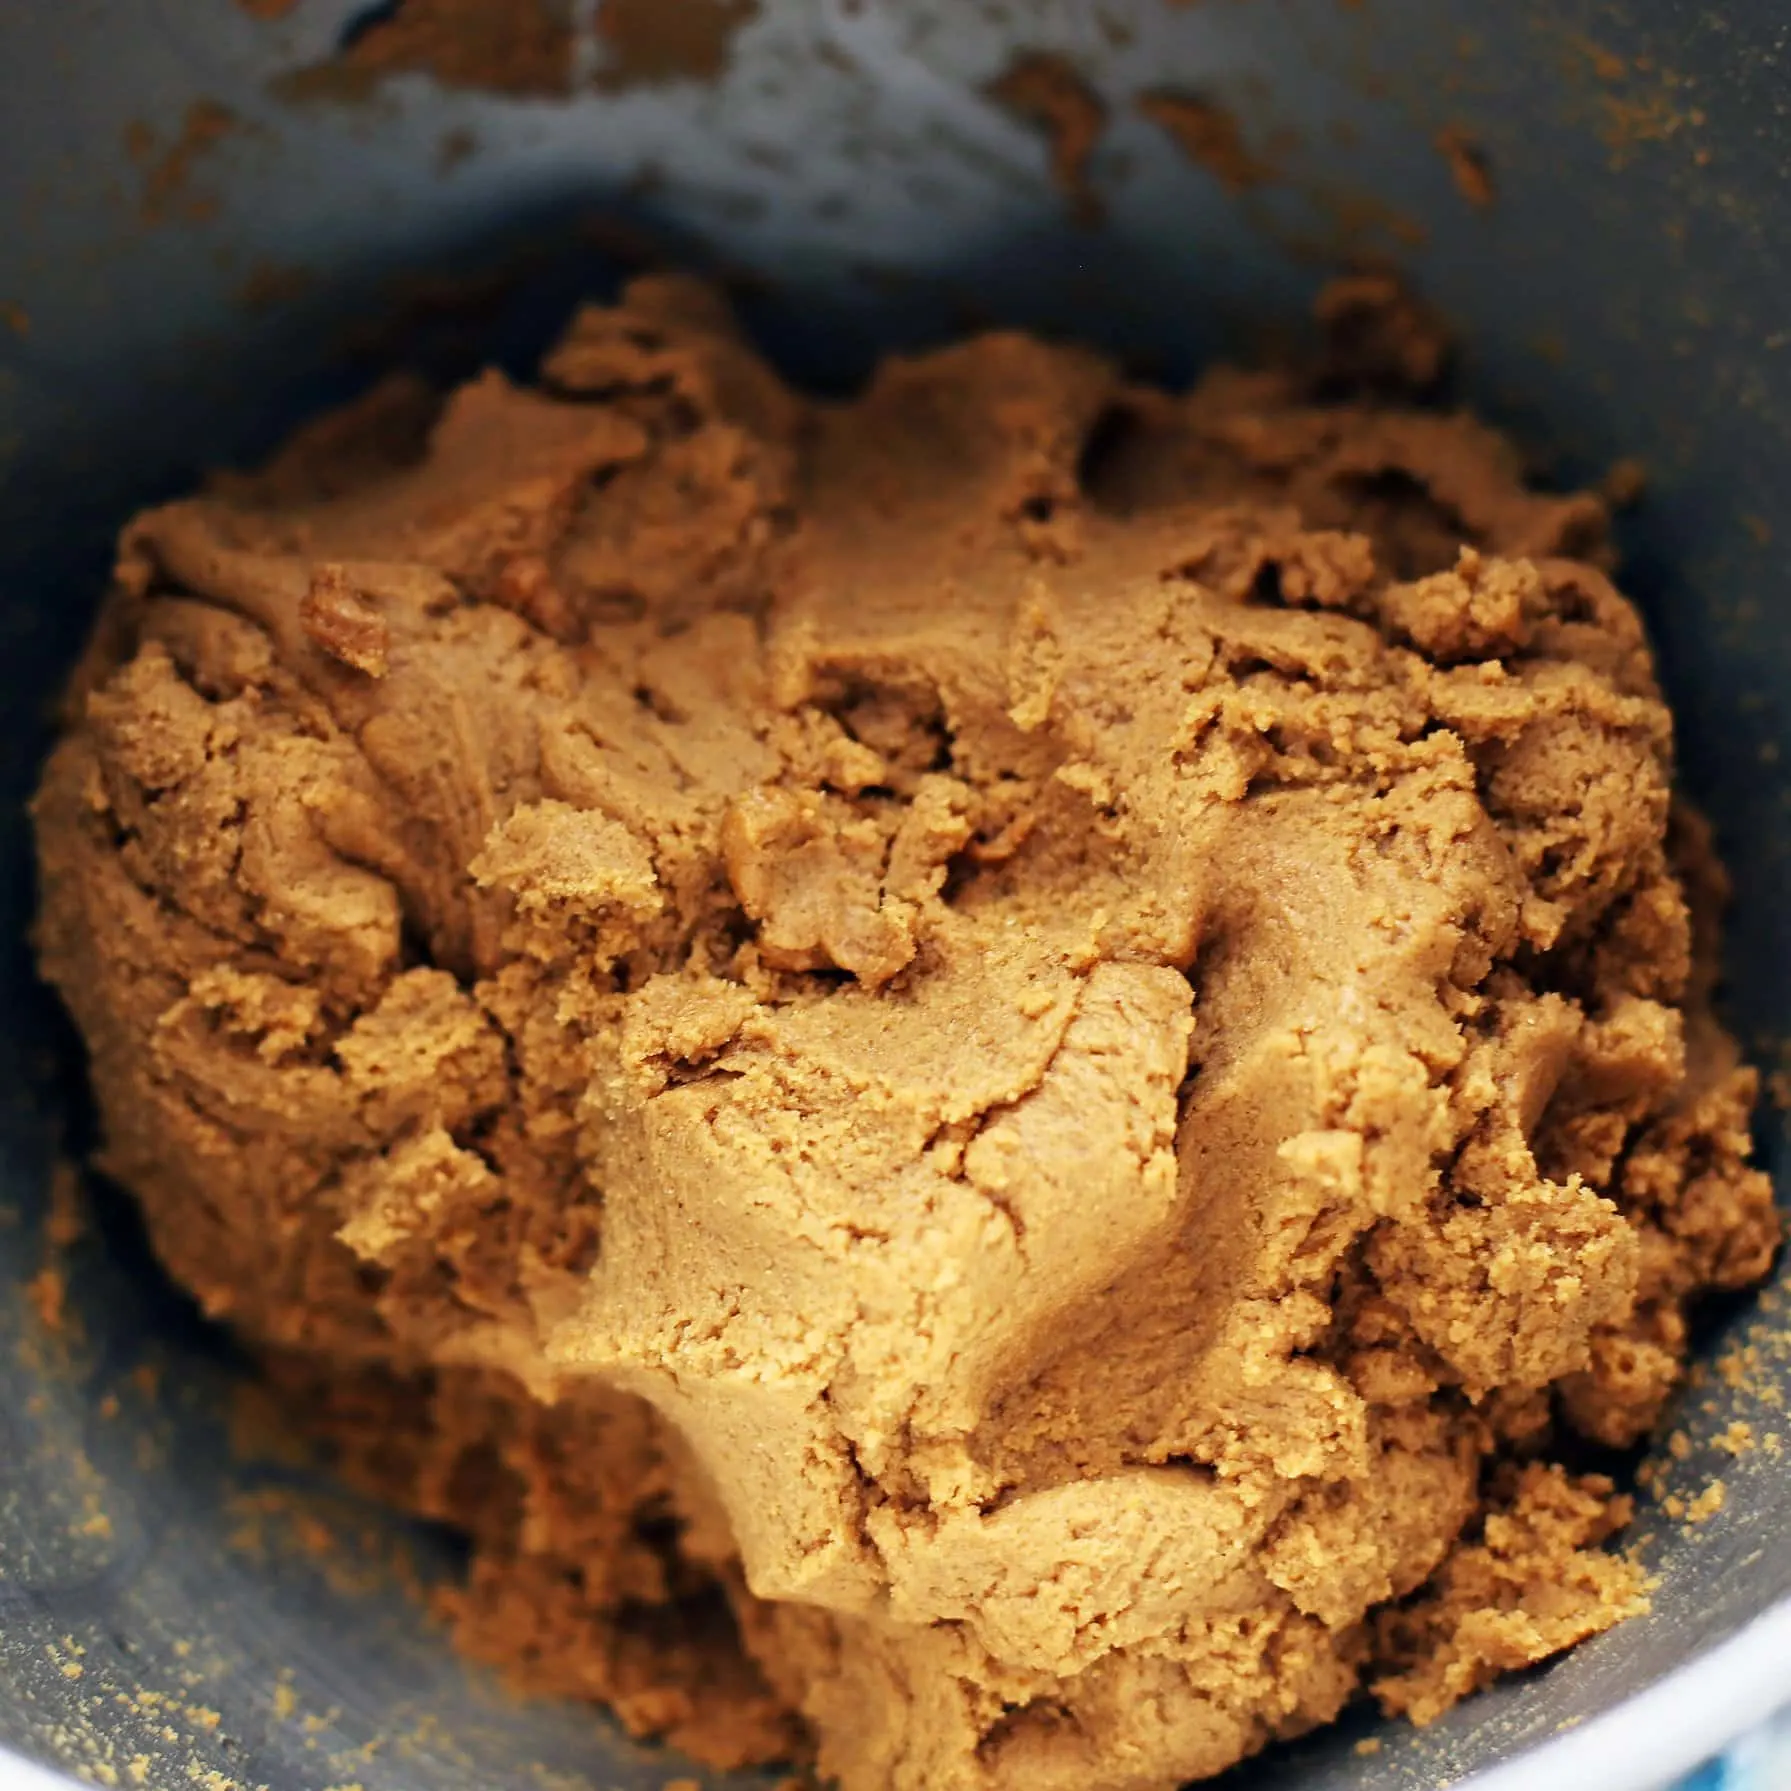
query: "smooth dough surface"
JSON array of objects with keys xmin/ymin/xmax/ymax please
[{"xmin": 34, "ymin": 274, "xmax": 1779, "ymax": 1791}]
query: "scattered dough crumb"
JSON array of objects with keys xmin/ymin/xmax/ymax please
[
  {"xmin": 1685, "ymin": 1481, "xmax": 1725, "ymax": 1525},
  {"xmin": 25, "ymin": 1266, "xmax": 66, "ymax": 1335},
  {"xmin": 988, "ymin": 52, "xmax": 1108, "ymax": 222},
  {"xmin": 1435, "ymin": 125, "xmax": 1496, "ymax": 207},
  {"xmin": 1140, "ymin": 89, "xmax": 1276, "ymax": 191},
  {"xmin": 126, "ymin": 101, "xmax": 237, "ymax": 226}
]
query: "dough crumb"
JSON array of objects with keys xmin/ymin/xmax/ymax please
[
  {"xmin": 127, "ymin": 101, "xmax": 236, "ymax": 227},
  {"xmin": 1140, "ymin": 90, "xmax": 1276, "ymax": 192},
  {"xmin": 1371, "ymin": 1466, "xmax": 1650, "ymax": 1726},
  {"xmin": 335, "ymin": 0, "xmax": 574, "ymax": 96},
  {"xmin": 1685, "ymin": 1480, "xmax": 1726, "ymax": 1525},
  {"xmin": 1435, "ymin": 125, "xmax": 1496, "ymax": 208},
  {"xmin": 593, "ymin": 0, "xmax": 760, "ymax": 93},
  {"xmin": 988, "ymin": 53, "xmax": 1108, "ymax": 222}
]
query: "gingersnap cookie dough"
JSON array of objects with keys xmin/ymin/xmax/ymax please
[{"xmin": 33, "ymin": 274, "xmax": 1780, "ymax": 1791}]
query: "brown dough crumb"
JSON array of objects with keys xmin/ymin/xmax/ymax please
[
  {"xmin": 127, "ymin": 101, "xmax": 237, "ymax": 226},
  {"xmin": 25, "ymin": 1266, "xmax": 67, "ymax": 1335},
  {"xmin": 332, "ymin": 0, "xmax": 575, "ymax": 98},
  {"xmin": 1685, "ymin": 1480, "xmax": 1725, "ymax": 1524},
  {"xmin": 1372, "ymin": 1465, "xmax": 1648, "ymax": 1726},
  {"xmin": 987, "ymin": 54, "xmax": 1108, "ymax": 224},
  {"xmin": 46, "ymin": 1158, "xmax": 89, "ymax": 1250},
  {"xmin": 1602, "ymin": 457, "xmax": 1648, "ymax": 508},
  {"xmin": 1139, "ymin": 90, "xmax": 1276, "ymax": 192},
  {"xmin": 33, "ymin": 275, "xmax": 1779, "ymax": 1791},
  {"xmin": 593, "ymin": 0, "xmax": 760, "ymax": 91},
  {"xmin": 1714, "ymin": 1420, "xmax": 1755, "ymax": 1456},
  {"xmin": 1435, "ymin": 126, "xmax": 1497, "ymax": 208}
]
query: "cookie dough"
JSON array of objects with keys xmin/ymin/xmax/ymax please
[{"xmin": 34, "ymin": 274, "xmax": 1780, "ymax": 1791}]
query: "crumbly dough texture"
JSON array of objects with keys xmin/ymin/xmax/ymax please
[{"xmin": 34, "ymin": 273, "xmax": 1779, "ymax": 1791}]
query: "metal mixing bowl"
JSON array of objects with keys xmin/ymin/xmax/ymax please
[{"xmin": 2, "ymin": 4, "xmax": 1789, "ymax": 1788}]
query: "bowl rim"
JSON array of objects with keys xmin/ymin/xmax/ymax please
[
  {"xmin": 1463, "ymin": 1597, "xmax": 1791, "ymax": 1791},
  {"xmin": 0, "ymin": 1750, "xmax": 77, "ymax": 1790}
]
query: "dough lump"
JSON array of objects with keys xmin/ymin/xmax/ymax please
[{"xmin": 34, "ymin": 274, "xmax": 1779, "ymax": 1791}]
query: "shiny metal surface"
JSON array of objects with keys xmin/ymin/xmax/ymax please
[{"xmin": 1, "ymin": 4, "xmax": 1788, "ymax": 1787}]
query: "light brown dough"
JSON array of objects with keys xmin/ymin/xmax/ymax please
[{"xmin": 33, "ymin": 274, "xmax": 1779, "ymax": 1791}]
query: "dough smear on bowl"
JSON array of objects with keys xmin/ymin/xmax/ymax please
[{"xmin": 33, "ymin": 273, "xmax": 1780, "ymax": 1791}]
